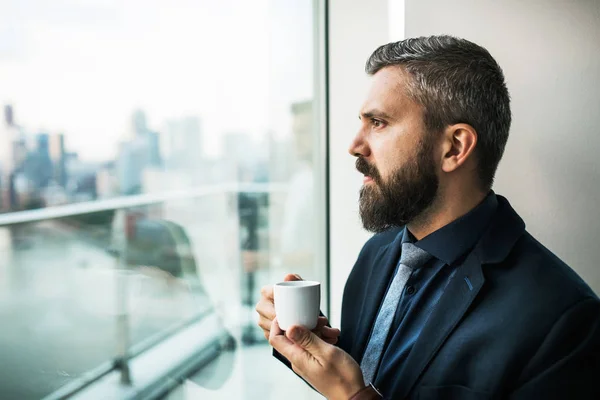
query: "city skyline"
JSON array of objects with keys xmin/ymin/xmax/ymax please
[
  {"xmin": 0, "ymin": 1, "xmax": 321, "ymax": 399},
  {"xmin": 0, "ymin": 0, "xmax": 314, "ymax": 161},
  {"xmin": 0, "ymin": 101, "xmax": 303, "ymax": 213}
]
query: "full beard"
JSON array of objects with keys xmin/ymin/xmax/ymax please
[{"xmin": 357, "ymin": 140, "xmax": 439, "ymax": 233}]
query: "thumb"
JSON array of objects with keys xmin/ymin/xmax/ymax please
[
  {"xmin": 287, "ymin": 325, "xmax": 323, "ymax": 353},
  {"xmin": 283, "ymin": 273, "xmax": 302, "ymax": 282}
]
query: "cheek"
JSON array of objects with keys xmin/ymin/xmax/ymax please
[
  {"xmin": 370, "ymin": 124, "xmax": 422, "ymax": 175},
  {"xmin": 372, "ymin": 143, "xmax": 405, "ymax": 180}
]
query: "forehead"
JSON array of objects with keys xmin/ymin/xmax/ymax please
[{"xmin": 361, "ymin": 66, "xmax": 420, "ymax": 117}]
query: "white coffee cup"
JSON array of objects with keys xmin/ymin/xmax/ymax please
[{"xmin": 274, "ymin": 280, "xmax": 321, "ymax": 331}]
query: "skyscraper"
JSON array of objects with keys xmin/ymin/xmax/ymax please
[
  {"xmin": 17, "ymin": 133, "xmax": 53, "ymax": 209},
  {"xmin": 116, "ymin": 110, "xmax": 164, "ymax": 195},
  {"xmin": 163, "ymin": 116, "xmax": 202, "ymax": 170},
  {"xmin": 49, "ymin": 133, "xmax": 67, "ymax": 187},
  {"xmin": 131, "ymin": 109, "xmax": 161, "ymax": 167},
  {"xmin": 0, "ymin": 104, "xmax": 25, "ymax": 210}
]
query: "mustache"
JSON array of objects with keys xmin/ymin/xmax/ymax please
[{"xmin": 355, "ymin": 157, "xmax": 381, "ymax": 182}]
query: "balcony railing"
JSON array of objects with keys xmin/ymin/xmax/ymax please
[{"xmin": 0, "ymin": 182, "xmax": 286, "ymax": 399}]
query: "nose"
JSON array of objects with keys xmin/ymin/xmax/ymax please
[{"xmin": 348, "ymin": 128, "xmax": 370, "ymax": 158}]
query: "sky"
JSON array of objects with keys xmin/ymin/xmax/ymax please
[{"xmin": 0, "ymin": 0, "xmax": 314, "ymax": 161}]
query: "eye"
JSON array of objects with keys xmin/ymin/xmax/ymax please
[{"xmin": 371, "ymin": 119, "xmax": 385, "ymax": 128}]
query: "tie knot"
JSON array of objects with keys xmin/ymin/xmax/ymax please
[{"xmin": 400, "ymin": 242, "xmax": 431, "ymax": 269}]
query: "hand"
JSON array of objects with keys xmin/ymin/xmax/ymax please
[
  {"xmin": 255, "ymin": 274, "xmax": 340, "ymax": 344},
  {"xmin": 269, "ymin": 318, "xmax": 366, "ymax": 400}
]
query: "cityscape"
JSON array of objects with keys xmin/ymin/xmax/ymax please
[
  {"xmin": 0, "ymin": 1, "xmax": 319, "ymax": 398},
  {"xmin": 0, "ymin": 99, "xmax": 317, "ymax": 399},
  {"xmin": 0, "ymin": 103, "xmax": 295, "ymax": 215}
]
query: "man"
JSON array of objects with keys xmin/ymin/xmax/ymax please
[{"xmin": 256, "ymin": 36, "xmax": 600, "ymax": 399}]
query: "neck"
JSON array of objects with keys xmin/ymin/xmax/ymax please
[{"xmin": 407, "ymin": 186, "xmax": 488, "ymax": 241}]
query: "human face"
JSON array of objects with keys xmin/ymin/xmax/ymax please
[{"xmin": 349, "ymin": 66, "xmax": 439, "ymax": 232}]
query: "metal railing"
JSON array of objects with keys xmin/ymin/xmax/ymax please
[
  {"xmin": 8, "ymin": 182, "xmax": 287, "ymax": 399},
  {"xmin": 0, "ymin": 182, "xmax": 286, "ymax": 226}
]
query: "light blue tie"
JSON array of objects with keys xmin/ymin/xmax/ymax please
[{"xmin": 360, "ymin": 241, "xmax": 431, "ymax": 384}]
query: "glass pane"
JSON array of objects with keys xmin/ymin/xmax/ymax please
[
  {"xmin": 0, "ymin": 0, "xmax": 325, "ymax": 399},
  {"xmin": 0, "ymin": 204, "xmax": 214, "ymax": 398}
]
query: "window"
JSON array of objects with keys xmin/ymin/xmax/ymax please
[{"xmin": 0, "ymin": 0, "xmax": 326, "ymax": 398}]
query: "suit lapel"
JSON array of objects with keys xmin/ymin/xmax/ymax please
[
  {"xmin": 390, "ymin": 195, "xmax": 526, "ymax": 397},
  {"xmin": 393, "ymin": 249, "xmax": 485, "ymax": 397},
  {"xmin": 353, "ymin": 230, "xmax": 404, "ymax": 362}
]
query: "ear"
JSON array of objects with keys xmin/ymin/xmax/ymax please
[{"xmin": 439, "ymin": 123, "xmax": 478, "ymax": 173}]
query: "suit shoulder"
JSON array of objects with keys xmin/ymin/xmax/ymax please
[{"xmin": 511, "ymin": 232, "xmax": 598, "ymax": 301}]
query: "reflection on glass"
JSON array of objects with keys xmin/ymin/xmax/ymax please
[
  {"xmin": 0, "ymin": 0, "xmax": 323, "ymax": 398},
  {"xmin": 0, "ymin": 204, "xmax": 218, "ymax": 398},
  {"xmin": 280, "ymin": 100, "xmax": 316, "ymax": 275}
]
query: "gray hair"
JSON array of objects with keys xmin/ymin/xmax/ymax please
[{"xmin": 366, "ymin": 35, "xmax": 511, "ymax": 190}]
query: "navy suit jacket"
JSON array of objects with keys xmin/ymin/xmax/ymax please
[{"xmin": 338, "ymin": 195, "xmax": 600, "ymax": 399}]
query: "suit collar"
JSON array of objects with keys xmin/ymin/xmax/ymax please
[
  {"xmin": 416, "ymin": 192, "xmax": 498, "ymax": 265},
  {"xmin": 475, "ymin": 194, "xmax": 526, "ymax": 264}
]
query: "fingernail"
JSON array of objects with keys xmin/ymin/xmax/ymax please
[{"xmin": 294, "ymin": 274, "xmax": 302, "ymax": 280}]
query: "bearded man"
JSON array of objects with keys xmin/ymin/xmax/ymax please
[{"xmin": 257, "ymin": 35, "xmax": 600, "ymax": 400}]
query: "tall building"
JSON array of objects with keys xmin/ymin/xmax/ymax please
[
  {"xmin": 0, "ymin": 104, "xmax": 26, "ymax": 210},
  {"xmin": 29, "ymin": 133, "xmax": 53, "ymax": 189},
  {"xmin": 117, "ymin": 140, "xmax": 145, "ymax": 195},
  {"xmin": 163, "ymin": 116, "xmax": 203, "ymax": 170},
  {"xmin": 37, "ymin": 133, "xmax": 49, "ymax": 157},
  {"xmin": 131, "ymin": 109, "xmax": 161, "ymax": 167},
  {"xmin": 49, "ymin": 133, "xmax": 67, "ymax": 187},
  {"xmin": 115, "ymin": 110, "xmax": 165, "ymax": 195},
  {"xmin": 95, "ymin": 162, "xmax": 117, "ymax": 199},
  {"xmin": 15, "ymin": 132, "xmax": 54, "ymax": 209}
]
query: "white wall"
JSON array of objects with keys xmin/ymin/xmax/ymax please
[
  {"xmin": 405, "ymin": 0, "xmax": 600, "ymax": 293},
  {"xmin": 327, "ymin": 0, "xmax": 600, "ymax": 326},
  {"xmin": 328, "ymin": 0, "xmax": 389, "ymax": 325}
]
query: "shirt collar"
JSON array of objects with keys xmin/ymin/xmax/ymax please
[{"xmin": 406, "ymin": 191, "xmax": 498, "ymax": 265}]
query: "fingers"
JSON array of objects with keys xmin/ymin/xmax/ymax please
[
  {"xmin": 315, "ymin": 316, "xmax": 328, "ymax": 330},
  {"xmin": 258, "ymin": 315, "xmax": 273, "ymax": 332},
  {"xmin": 321, "ymin": 326, "xmax": 341, "ymax": 338},
  {"xmin": 260, "ymin": 285, "xmax": 274, "ymax": 300},
  {"xmin": 283, "ymin": 273, "xmax": 302, "ymax": 282},
  {"xmin": 320, "ymin": 326, "xmax": 341, "ymax": 345},
  {"xmin": 256, "ymin": 297, "xmax": 275, "ymax": 319},
  {"xmin": 286, "ymin": 325, "xmax": 327, "ymax": 356},
  {"xmin": 256, "ymin": 291, "xmax": 275, "ymax": 339},
  {"xmin": 271, "ymin": 317, "xmax": 284, "ymax": 336},
  {"xmin": 257, "ymin": 303, "xmax": 275, "ymax": 337},
  {"xmin": 269, "ymin": 318, "xmax": 305, "ymax": 364},
  {"xmin": 312, "ymin": 317, "xmax": 340, "ymax": 344},
  {"xmin": 314, "ymin": 317, "xmax": 339, "ymax": 335},
  {"xmin": 270, "ymin": 319, "xmax": 321, "ymax": 378},
  {"xmin": 322, "ymin": 336, "xmax": 338, "ymax": 345}
]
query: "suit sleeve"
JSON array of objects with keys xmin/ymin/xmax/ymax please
[{"xmin": 510, "ymin": 296, "xmax": 600, "ymax": 400}]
